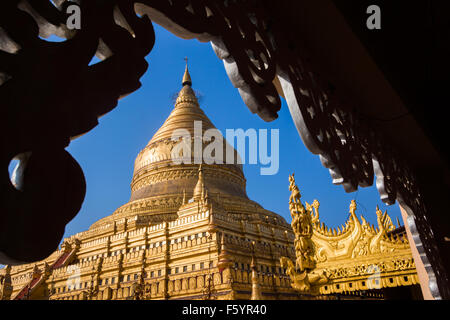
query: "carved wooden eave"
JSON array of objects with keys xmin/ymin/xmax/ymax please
[{"xmin": 0, "ymin": 0, "xmax": 448, "ymax": 299}]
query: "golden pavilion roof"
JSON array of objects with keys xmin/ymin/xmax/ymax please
[{"xmin": 281, "ymin": 174, "xmax": 418, "ymax": 296}]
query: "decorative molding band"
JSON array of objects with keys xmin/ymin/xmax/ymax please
[{"xmin": 131, "ymin": 166, "xmax": 245, "ymax": 193}]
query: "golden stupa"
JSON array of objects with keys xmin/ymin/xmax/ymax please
[
  {"xmin": 0, "ymin": 66, "xmax": 421, "ymax": 301},
  {"xmin": 1, "ymin": 65, "xmax": 297, "ymax": 300}
]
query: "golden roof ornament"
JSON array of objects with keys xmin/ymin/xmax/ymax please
[
  {"xmin": 349, "ymin": 199, "xmax": 357, "ymax": 217},
  {"xmin": 282, "ymin": 173, "xmax": 418, "ymax": 296},
  {"xmin": 217, "ymin": 233, "xmax": 233, "ymax": 272},
  {"xmin": 281, "ymin": 174, "xmax": 328, "ymax": 294},
  {"xmin": 208, "ymin": 207, "xmax": 218, "ymax": 234},
  {"xmin": 193, "ymin": 165, "xmax": 208, "ymax": 200},
  {"xmin": 250, "ymin": 245, "xmax": 262, "ymax": 300}
]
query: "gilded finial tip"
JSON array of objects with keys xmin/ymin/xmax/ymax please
[
  {"xmin": 182, "ymin": 57, "xmax": 192, "ymax": 86},
  {"xmin": 349, "ymin": 200, "xmax": 357, "ymax": 212}
]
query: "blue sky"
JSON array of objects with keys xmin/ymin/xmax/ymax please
[{"xmin": 10, "ymin": 24, "xmax": 403, "ymax": 244}]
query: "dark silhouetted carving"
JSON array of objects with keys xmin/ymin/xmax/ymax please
[
  {"xmin": 0, "ymin": 0, "xmax": 155, "ymax": 264},
  {"xmin": 0, "ymin": 0, "xmax": 447, "ymax": 299}
]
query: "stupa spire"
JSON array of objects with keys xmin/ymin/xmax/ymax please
[
  {"xmin": 174, "ymin": 60, "xmax": 198, "ymax": 109},
  {"xmin": 182, "ymin": 57, "xmax": 192, "ymax": 86},
  {"xmin": 122, "ymin": 59, "xmax": 248, "ymax": 215}
]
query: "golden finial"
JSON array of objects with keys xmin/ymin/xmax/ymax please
[
  {"xmin": 250, "ymin": 254, "xmax": 262, "ymax": 300},
  {"xmin": 182, "ymin": 57, "xmax": 192, "ymax": 86},
  {"xmin": 349, "ymin": 200, "xmax": 357, "ymax": 216},
  {"xmin": 250, "ymin": 254, "xmax": 256, "ymax": 269},
  {"xmin": 217, "ymin": 233, "xmax": 232, "ymax": 272},
  {"xmin": 193, "ymin": 164, "xmax": 207, "ymax": 200}
]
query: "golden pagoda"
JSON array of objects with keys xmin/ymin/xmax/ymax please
[
  {"xmin": 1, "ymin": 65, "xmax": 298, "ymax": 300},
  {"xmin": 0, "ymin": 66, "xmax": 422, "ymax": 301}
]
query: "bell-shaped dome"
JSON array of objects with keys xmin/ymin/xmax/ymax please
[
  {"xmin": 88, "ymin": 64, "xmax": 286, "ymax": 230},
  {"xmin": 129, "ymin": 64, "xmax": 247, "ymax": 203}
]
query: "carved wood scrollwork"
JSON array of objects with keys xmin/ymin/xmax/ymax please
[
  {"xmin": 0, "ymin": 0, "xmax": 447, "ymax": 299},
  {"xmin": 0, "ymin": 0, "xmax": 155, "ymax": 264},
  {"xmin": 277, "ymin": 52, "xmax": 448, "ymax": 298}
]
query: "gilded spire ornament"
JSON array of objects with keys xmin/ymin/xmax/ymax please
[
  {"xmin": 193, "ymin": 165, "xmax": 208, "ymax": 200},
  {"xmin": 282, "ymin": 173, "xmax": 418, "ymax": 296},
  {"xmin": 217, "ymin": 233, "xmax": 233, "ymax": 272},
  {"xmin": 250, "ymin": 243, "xmax": 262, "ymax": 300},
  {"xmin": 280, "ymin": 174, "xmax": 328, "ymax": 294}
]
